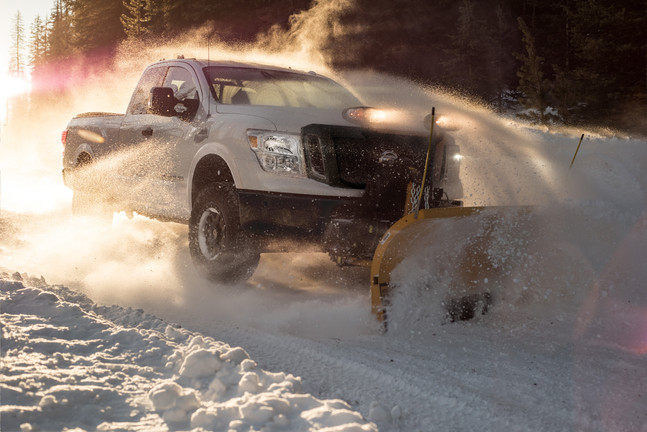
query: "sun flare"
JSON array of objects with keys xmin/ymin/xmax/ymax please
[
  {"xmin": 0, "ymin": 73, "xmax": 30, "ymax": 125},
  {"xmin": 0, "ymin": 73, "xmax": 31, "ymax": 100}
]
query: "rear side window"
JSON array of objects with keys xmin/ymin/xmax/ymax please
[{"xmin": 127, "ymin": 66, "xmax": 167, "ymax": 115}]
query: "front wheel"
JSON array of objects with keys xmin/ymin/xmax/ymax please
[{"xmin": 188, "ymin": 183, "xmax": 260, "ymax": 283}]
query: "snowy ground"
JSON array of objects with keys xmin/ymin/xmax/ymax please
[
  {"xmin": 1, "ymin": 272, "xmax": 377, "ymax": 432},
  {"xmin": 2, "ymin": 74, "xmax": 647, "ymax": 431}
]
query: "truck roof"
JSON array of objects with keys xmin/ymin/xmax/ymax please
[{"xmin": 153, "ymin": 58, "xmax": 321, "ymax": 77}]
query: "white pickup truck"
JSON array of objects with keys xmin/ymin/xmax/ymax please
[{"xmin": 62, "ymin": 58, "xmax": 462, "ymax": 281}]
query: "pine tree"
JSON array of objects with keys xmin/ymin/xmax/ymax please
[
  {"xmin": 47, "ymin": 0, "xmax": 73, "ymax": 61},
  {"xmin": 121, "ymin": 0, "xmax": 153, "ymax": 39},
  {"xmin": 442, "ymin": 1, "xmax": 494, "ymax": 98},
  {"xmin": 515, "ymin": 16, "xmax": 550, "ymax": 123},
  {"xmin": 147, "ymin": 0, "xmax": 174, "ymax": 35},
  {"xmin": 491, "ymin": 3, "xmax": 516, "ymax": 112},
  {"xmin": 72, "ymin": 0, "xmax": 125, "ymax": 53},
  {"xmin": 29, "ymin": 15, "xmax": 48, "ymax": 68},
  {"xmin": 443, "ymin": 1, "xmax": 479, "ymax": 90},
  {"xmin": 566, "ymin": 0, "xmax": 640, "ymax": 123},
  {"xmin": 6, "ymin": 11, "xmax": 29, "ymax": 134},
  {"xmin": 8, "ymin": 11, "xmax": 26, "ymax": 78}
]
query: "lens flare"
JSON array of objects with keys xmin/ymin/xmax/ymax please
[
  {"xmin": 343, "ymin": 107, "xmax": 406, "ymax": 127},
  {"xmin": 77, "ymin": 129, "xmax": 105, "ymax": 144},
  {"xmin": 435, "ymin": 115, "xmax": 460, "ymax": 130},
  {"xmin": 0, "ymin": 74, "xmax": 31, "ymax": 123},
  {"xmin": 0, "ymin": 74, "xmax": 31, "ymax": 100}
]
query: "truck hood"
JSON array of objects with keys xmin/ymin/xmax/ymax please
[{"xmin": 214, "ymin": 104, "xmax": 428, "ymax": 136}]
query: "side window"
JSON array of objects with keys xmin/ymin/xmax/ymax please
[
  {"xmin": 127, "ymin": 66, "xmax": 167, "ymax": 115},
  {"xmin": 164, "ymin": 66, "xmax": 199, "ymax": 102}
]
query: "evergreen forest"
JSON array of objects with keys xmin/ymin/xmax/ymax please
[{"xmin": 8, "ymin": 0, "xmax": 647, "ymax": 135}]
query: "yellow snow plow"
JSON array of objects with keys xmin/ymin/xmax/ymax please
[
  {"xmin": 369, "ymin": 200, "xmax": 541, "ymax": 324},
  {"xmin": 368, "ymin": 108, "xmax": 535, "ymax": 324},
  {"xmin": 370, "ymin": 205, "xmax": 509, "ymax": 322}
]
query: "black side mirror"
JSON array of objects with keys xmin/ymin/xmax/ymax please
[{"xmin": 148, "ymin": 87, "xmax": 176, "ymax": 116}]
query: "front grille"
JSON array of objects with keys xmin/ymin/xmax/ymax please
[
  {"xmin": 301, "ymin": 124, "xmax": 430, "ymax": 189},
  {"xmin": 336, "ymin": 131, "xmax": 429, "ymax": 187},
  {"xmin": 303, "ymin": 134, "xmax": 326, "ymax": 181}
]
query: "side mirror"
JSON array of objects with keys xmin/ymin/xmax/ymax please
[{"xmin": 148, "ymin": 87, "xmax": 176, "ymax": 116}]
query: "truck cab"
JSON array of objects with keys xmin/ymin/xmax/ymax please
[{"xmin": 62, "ymin": 58, "xmax": 462, "ymax": 281}]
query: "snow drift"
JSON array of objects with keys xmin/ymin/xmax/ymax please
[{"xmin": 0, "ymin": 275, "xmax": 376, "ymax": 431}]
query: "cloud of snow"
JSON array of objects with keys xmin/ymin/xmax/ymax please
[
  {"xmin": 0, "ymin": 0, "xmax": 355, "ymax": 211},
  {"xmin": 329, "ymin": 71, "xmax": 647, "ymax": 345},
  {"xmin": 2, "ymin": 6, "xmax": 647, "ymax": 431},
  {"xmin": 1, "ymin": 0, "xmax": 646, "ymax": 351},
  {"xmin": 0, "ymin": 208, "xmax": 376, "ymax": 339},
  {"xmin": 0, "ymin": 0, "xmax": 378, "ymax": 340}
]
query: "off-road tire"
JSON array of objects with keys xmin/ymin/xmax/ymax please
[{"xmin": 189, "ymin": 182, "xmax": 260, "ymax": 283}]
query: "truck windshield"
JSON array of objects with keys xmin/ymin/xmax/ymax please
[{"xmin": 203, "ymin": 66, "xmax": 361, "ymax": 109}]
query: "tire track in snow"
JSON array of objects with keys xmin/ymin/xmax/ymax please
[{"xmin": 204, "ymin": 323, "xmax": 549, "ymax": 432}]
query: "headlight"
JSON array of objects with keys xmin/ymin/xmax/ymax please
[
  {"xmin": 343, "ymin": 107, "xmax": 395, "ymax": 125},
  {"xmin": 425, "ymin": 113, "xmax": 461, "ymax": 131},
  {"xmin": 247, "ymin": 130, "xmax": 305, "ymax": 175},
  {"xmin": 344, "ymin": 107, "xmax": 386, "ymax": 123}
]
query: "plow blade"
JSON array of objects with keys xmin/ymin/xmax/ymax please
[{"xmin": 370, "ymin": 206, "xmax": 530, "ymax": 323}]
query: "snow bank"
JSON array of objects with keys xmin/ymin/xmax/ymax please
[{"xmin": 0, "ymin": 274, "xmax": 376, "ymax": 431}]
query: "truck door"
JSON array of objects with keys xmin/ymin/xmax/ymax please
[{"xmin": 119, "ymin": 65, "xmax": 201, "ymax": 220}]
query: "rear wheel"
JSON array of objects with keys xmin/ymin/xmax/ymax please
[{"xmin": 189, "ymin": 182, "xmax": 260, "ymax": 283}]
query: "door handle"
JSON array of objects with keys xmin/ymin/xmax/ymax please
[{"xmin": 142, "ymin": 127, "xmax": 153, "ymax": 137}]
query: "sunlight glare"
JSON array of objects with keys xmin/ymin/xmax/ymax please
[
  {"xmin": 0, "ymin": 73, "xmax": 31, "ymax": 100},
  {"xmin": 0, "ymin": 73, "xmax": 31, "ymax": 123}
]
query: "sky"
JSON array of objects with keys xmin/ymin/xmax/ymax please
[
  {"xmin": 0, "ymin": 0, "xmax": 52, "ymax": 121},
  {"xmin": 0, "ymin": 0, "xmax": 52, "ymax": 75}
]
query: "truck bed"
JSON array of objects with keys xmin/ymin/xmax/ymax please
[{"xmin": 73, "ymin": 112, "xmax": 124, "ymax": 119}]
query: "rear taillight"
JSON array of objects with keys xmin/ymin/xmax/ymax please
[{"xmin": 61, "ymin": 130, "xmax": 68, "ymax": 144}]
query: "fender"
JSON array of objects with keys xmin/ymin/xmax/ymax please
[
  {"xmin": 187, "ymin": 113, "xmax": 277, "ymax": 209},
  {"xmin": 71, "ymin": 143, "xmax": 95, "ymax": 165},
  {"xmin": 187, "ymin": 141, "xmax": 241, "ymax": 209},
  {"xmin": 62, "ymin": 143, "xmax": 95, "ymax": 189}
]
